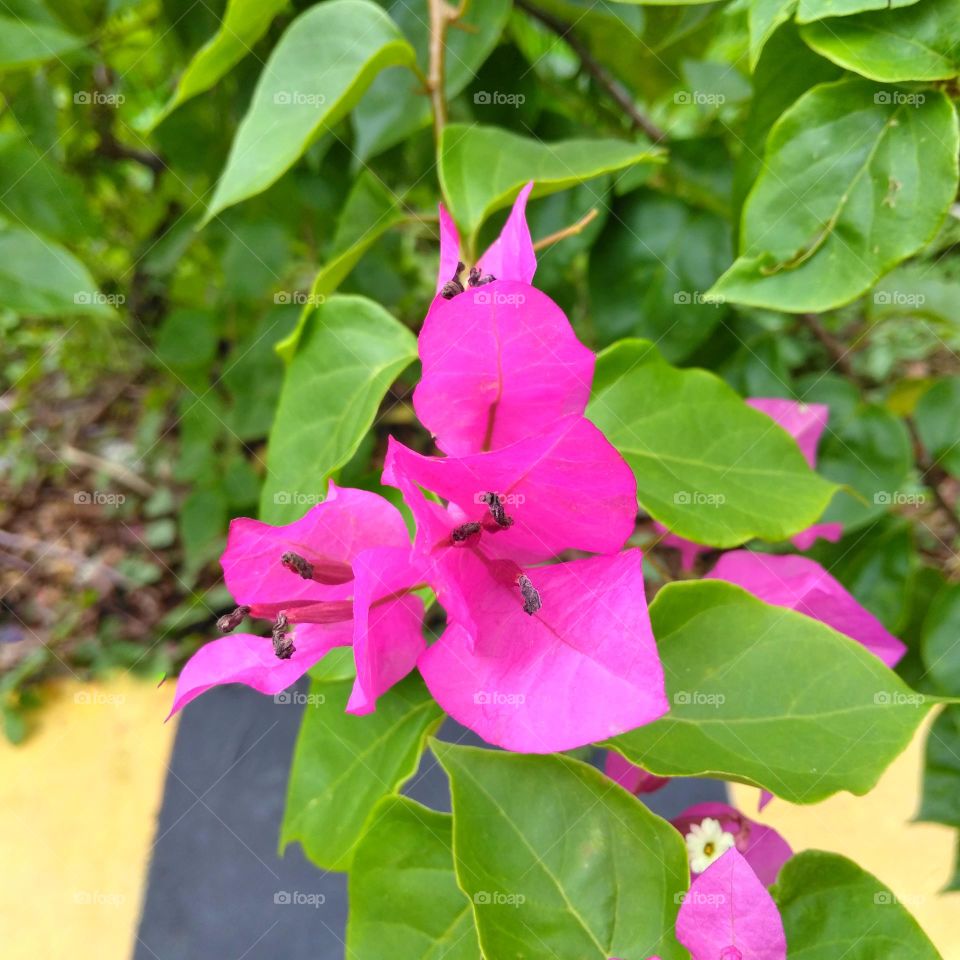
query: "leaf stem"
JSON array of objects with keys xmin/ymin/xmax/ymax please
[
  {"xmin": 426, "ymin": 0, "xmax": 467, "ymax": 145},
  {"xmin": 532, "ymin": 208, "xmax": 599, "ymax": 252}
]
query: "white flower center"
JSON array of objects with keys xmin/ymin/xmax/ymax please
[{"xmin": 685, "ymin": 817, "xmax": 736, "ymax": 874}]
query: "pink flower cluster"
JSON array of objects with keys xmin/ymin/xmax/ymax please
[{"xmin": 171, "ymin": 183, "xmax": 668, "ymax": 753}]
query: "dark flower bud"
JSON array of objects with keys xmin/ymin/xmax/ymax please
[
  {"xmin": 482, "ymin": 492, "xmax": 514, "ymax": 528},
  {"xmin": 441, "ymin": 260, "xmax": 466, "ymax": 299},
  {"xmin": 451, "ymin": 521, "xmax": 482, "ymax": 543},
  {"xmin": 517, "ymin": 575, "xmax": 541, "ymax": 616},
  {"xmin": 272, "ymin": 614, "xmax": 296, "ymax": 660},
  {"xmin": 217, "ymin": 605, "xmax": 250, "ymax": 633}
]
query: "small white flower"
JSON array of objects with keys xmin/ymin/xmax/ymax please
[{"xmin": 685, "ymin": 817, "xmax": 736, "ymax": 873}]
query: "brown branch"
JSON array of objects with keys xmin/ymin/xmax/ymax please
[
  {"xmin": 426, "ymin": 0, "xmax": 466, "ymax": 144},
  {"xmin": 515, "ymin": 0, "xmax": 667, "ymax": 143},
  {"xmin": 906, "ymin": 419, "xmax": 960, "ymax": 539},
  {"xmin": 532, "ymin": 208, "xmax": 599, "ymax": 251},
  {"xmin": 798, "ymin": 312, "xmax": 859, "ymax": 380}
]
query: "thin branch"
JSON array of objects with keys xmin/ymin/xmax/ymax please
[
  {"xmin": 515, "ymin": 0, "xmax": 667, "ymax": 143},
  {"xmin": 906, "ymin": 419, "xmax": 960, "ymax": 539},
  {"xmin": 426, "ymin": 0, "xmax": 466, "ymax": 144},
  {"xmin": 798, "ymin": 312, "xmax": 860, "ymax": 380},
  {"xmin": 532, "ymin": 208, "xmax": 599, "ymax": 251}
]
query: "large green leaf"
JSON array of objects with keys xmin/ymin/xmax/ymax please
[
  {"xmin": 280, "ymin": 674, "xmax": 443, "ymax": 871},
  {"xmin": 609, "ymin": 580, "xmax": 934, "ymax": 803},
  {"xmin": 711, "ymin": 79, "xmax": 959, "ymax": 312},
  {"xmin": 796, "ymin": 0, "xmax": 920, "ymax": 23},
  {"xmin": 438, "ymin": 124, "xmax": 664, "ymax": 244},
  {"xmin": 352, "ymin": 0, "xmax": 512, "ymax": 161},
  {"xmin": 918, "ymin": 706, "xmax": 960, "ymax": 828},
  {"xmin": 588, "ymin": 191, "xmax": 730, "ymax": 361},
  {"xmin": 773, "ymin": 851, "xmax": 941, "ymax": 959},
  {"xmin": 922, "ymin": 582, "xmax": 960, "ymax": 697},
  {"xmin": 801, "ymin": 0, "xmax": 960, "ymax": 82},
  {"xmin": 748, "ymin": 0, "xmax": 799, "ymax": 68},
  {"xmin": 156, "ymin": 0, "xmax": 289, "ymax": 123},
  {"xmin": 347, "ymin": 797, "xmax": 481, "ymax": 960},
  {"xmin": 915, "ymin": 377, "xmax": 960, "ymax": 476},
  {"xmin": 433, "ymin": 743, "xmax": 688, "ymax": 960},
  {"xmin": 0, "ymin": 14, "xmax": 83, "ymax": 70},
  {"xmin": 274, "ymin": 172, "xmax": 407, "ymax": 363},
  {"xmin": 204, "ymin": 0, "xmax": 416, "ymax": 221},
  {"xmin": 587, "ymin": 338, "xmax": 838, "ymax": 546},
  {"xmin": 0, "ymin": 222, "xmax": 111, "ymax": 317},
  {"xmin": 259, "ymin": 295, "xmax": 416, "ymax": 524}
]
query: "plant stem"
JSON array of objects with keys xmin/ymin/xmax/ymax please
[
  {"xmin": 515, "ymin": 0, "xmax": 667, "ymax": 143},
  {"xmin": 427, "ymin": 0, "xmax": 466, "ymax": 145},
  {"xmin": 532, "ymin": 208, "xmax": 599, "ymax": 251}
]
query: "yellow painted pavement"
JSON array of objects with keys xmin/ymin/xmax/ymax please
[
  {"xmin": 0, "ymin": 676, "xmax": 177, "ymax": 960},
  {"xmin": 1, "ymin": 678, "xmax": 958, "ymax": 958}
]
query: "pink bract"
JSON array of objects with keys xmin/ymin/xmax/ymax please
[
  {"xmin": 708, "ymin": 550, "xmax": 906, "ymax": 668},
  {"xmin": 382, "ymin": 415, "xmax": 638, "ymax": 564},
  {"xmin": 417, "ymin": 549, "xmax": 668, "ymax": 752},
  {"xmin": 676, "ymin": 849, "xmax": 787, "ymax": 960},
  {"xmin": 604, "ymin": 751, "xmax": 670, "ymax": 795},
  {"xmin": 672, "ymin": 801, "xmax": 792, "ymax": 887},
  {"xmin": 435, "ymin": 182, "xmax": 536, "ymax": 294},
  {"xmin": 169, "ymin": 485, "xmax": 424, "ymax": 715},
  {"xmin": 414, "ymin": 280, "xmax": 594, "ymax": 456}
]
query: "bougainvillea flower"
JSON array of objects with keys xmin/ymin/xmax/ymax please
[
  {"xmin": 414, "ymin": 281, "xmax": 594, "ymax": 456},
  {"xmin": 672, "ymin": 802, "xmax": 792, "ymax": 887},
  {"xmin": 677, "ymin": 849, "xmax": 787, "ymax": 960},
  {"xmin": 655, "ymin": 396, "xmax": 841, "ymax": 569},
  {"xmin": 708, "ymin": 550, "xmax": 906, "ymax": 668},
  {"xmin": 435, "ymin": 181, "xmax": 536, "ymax": 295},
  {"xmin": 169, "ymin": 484, "xmax": 425, "ymax": 716},
  {"xmin": 383, "ymin": 415, "xmax": 637, "ymax": 565},
  {"xmin": 417, "ymin": 548, "xmax": 668, "ymax": 752},
  {"xmin": 604, "ymin": 751, "xmax": 669, "ymax": 795}
]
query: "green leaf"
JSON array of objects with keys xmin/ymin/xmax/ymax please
[
  {"xmin": 748, "ymin": 0, "xmax": 798, "ymax": 68},
  {"xmin": 587, "ymin": 338, "xmax": 838, "ymax": 547},
  {"xmin": 204, "ymin": 0, "xmax": 416, "ymax": 221},
  {"xmin": 796, "ymin": 0, "xmax": 920, "ymax": 23},
  {"xmin": 588, "ymin": 191, "xmax": 731, "ymax": 361},
  {"xmin": 274, "ymin": 172, "xmax": 407, "ymax": 363},
  {"xmin": 609, "ymin": 580, "xmax": 934, "ymax": 803},
  {"xmin": 918, "ymin": 706, "xmax": 960, "ymax": 828},
  {"xmin": 156, "ymin": 0, "xmax": 289, "ymax": 123},
  {"xmin": 347, "ymin": 797, "xmax": 481, "ymax": 960},
  {"xmin": 0, "ymin": 222, "xmax": 111, "ymax": 317},
  {"xmin": 772, "ymin": 850, "xmax": 941, "ymax": 959},
  {"xmin": 915, "ymin": 377, "xmax": 960, "ymax": 476},
  {"xmin": 281, "ymin": 674, "xmax": 443, "ymax": 872},
  {"xmin": 711, "ymin": 79, "xmax": 959, "ymax": 312},
  {"xmin": 433, "ymin": 743, "xmax": 688, "ymax": 960},
  {"xmin": 438, "ymin": 124, "xmax": 664, "ymax": 244},
  {"xmin": 801, "ymin": 0, "xmax": 960, "ymax": 82},
  {"xmin": 352, "ymin": 0, "xmax": 512, "ymax": 162},
  {"xmin": 922, "ymin": 583, "xmax": 960, "ymax": 697},
  {"xmin": 259, "ymin": 295, "xmax": 416, "ymax": 524},
  {"xmin": 0, "ymin": 14, "xmax": 83, "ymax": 71}
]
